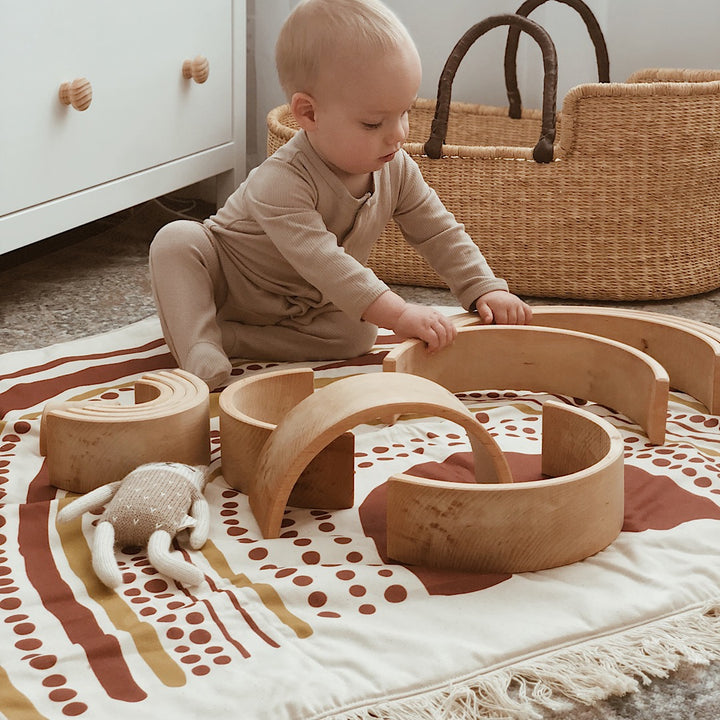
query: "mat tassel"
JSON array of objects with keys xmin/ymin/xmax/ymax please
[{"xmin": 328, "ymin": 602, "xmax": 720, "ymax": 719}]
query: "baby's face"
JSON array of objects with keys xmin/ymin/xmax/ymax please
[{"xmin": 308, "ymin": 39, "xmax": 422, "ymax": 183}]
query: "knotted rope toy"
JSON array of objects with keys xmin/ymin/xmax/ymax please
[{"xmin": 58, "ymin": 462, "xmax": 211, "ymax": 588}]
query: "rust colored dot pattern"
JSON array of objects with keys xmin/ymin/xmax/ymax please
[
  {"xmin": 213, "ymin": 482, "xmax": 415, "ymax": 618},
  {"xmin": 87, "ymin": 546, "xmax": 248, "ymax": 679},
  {"xmin": 0, "ymin": 479, "xmax": 93, "ymax": 717}
]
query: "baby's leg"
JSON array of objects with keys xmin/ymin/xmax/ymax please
[
  {"xmin": 149, "ymin": 220, "xmax": 232, "ymax": 389},
  {"xmin": 221, "ymin": 308, "xmax": 378, "ymax": 362}
]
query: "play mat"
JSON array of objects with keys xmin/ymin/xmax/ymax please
[{"xmin": 2, "ymin": 312, "xmax": 720, "ymax": 719}]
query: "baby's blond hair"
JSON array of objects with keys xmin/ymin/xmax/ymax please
[{"xmin": 275, "ymin": 0, "xmax": 414, "ymax": 100}]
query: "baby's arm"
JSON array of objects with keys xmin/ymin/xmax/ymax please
[
  {"xmin": 362, "ymin": 290, "xmax": 457, "ymax": 352},
  {"xmin": 474, "ymin": 290, "xmax": 533, "ymax": 325}
]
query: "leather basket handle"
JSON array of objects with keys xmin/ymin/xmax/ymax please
[
  {"xmin": 505, "ymin": 0, "xmax": 609, "ymax": 118},
  {"xmin": 424, "ymin": 14, "xmax": 558, "ymax": 163}
]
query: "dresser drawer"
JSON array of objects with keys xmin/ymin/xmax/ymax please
[{"xmin": 0, "ymin": 0, "xmax": 232, "ymax": 216}]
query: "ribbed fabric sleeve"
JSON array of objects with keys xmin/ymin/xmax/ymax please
[
  {"xmin": 205, "ymin": 130, "xmax": 508, "ymax": 321},
  {"xmin": 389, "ymin": 151, "xmax": 508, "ymax": 309}
]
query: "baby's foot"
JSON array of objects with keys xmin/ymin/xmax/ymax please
[{"xmin": 185, "ymin": 343, "xmax": 232, "ymax": 390}]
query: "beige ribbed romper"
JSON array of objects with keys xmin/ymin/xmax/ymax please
[{"xmin": 149, "ymin": 130, "xmax": 507, "ymax": 385}]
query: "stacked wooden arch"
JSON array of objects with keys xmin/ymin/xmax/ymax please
[{"xmin": 41, "ymin": 369, "xmax": 210, "ymax": 493}]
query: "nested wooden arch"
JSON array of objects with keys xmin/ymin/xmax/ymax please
[
  {"xmin": 384, "ymin": 324, "xmax": 669, "ymax": 444},
  {"xmin": 453, "ymin": 306, "xmax": 720, "ymax": 414},
  {"xmin": 40, "ymin": 369, "xmax": 210, "ymax": 492},
  {"xmin": 387, "ymin": 400, "xmax": 625, "ymax": 573}
]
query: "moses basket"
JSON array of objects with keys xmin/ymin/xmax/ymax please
[{"xmin": 267, "ymin": 3, "xmax": 720, "ymax": 301}]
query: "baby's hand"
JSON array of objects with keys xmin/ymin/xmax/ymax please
[
  {"xmin": 394, "ymin": 304, "xmax": 458, "ymax": 352},
  {"xmin": 474, "ymin": 290, "xmax": 533, "ymax": 325}
]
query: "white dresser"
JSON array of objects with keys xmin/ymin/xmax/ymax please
[{"xmin": 0, "ymin": 0, "xmax": 246, "ymax": 254}]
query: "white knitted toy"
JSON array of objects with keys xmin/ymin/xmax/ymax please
[{"xmin": 58, "ymin": 462, "xmax": 211, "ymax": 589}]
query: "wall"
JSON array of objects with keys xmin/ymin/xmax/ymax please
[{"xmin": 247, "ymin": 0, "xmax": 720, "ymax": 170}]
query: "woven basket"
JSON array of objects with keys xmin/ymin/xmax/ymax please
[{"xmin": 266, "ymin": 4, "xmax": 720, "ymax": 301}]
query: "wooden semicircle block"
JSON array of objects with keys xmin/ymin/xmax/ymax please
[
  {"xmin": 452, "ymin": 306, "xmax": 720, "ymax": 415},
  {"xmin": 40, "ymin": 369, "xmax": 210, "ymax": 492},
  {"xmin": 528, "ymin": 306, "xmax": 720, "ymax": 416},
  {"xmin": 386, "ymin": 400, "xmax": 625, "ymax": 573},
  {"xmin": 219, "ymin": 368, "xmax": 316, "ymax": 495},
  {"xmin": 247, "ymin": 371, "xmax": 512, "ymax": 539},
  {"xmin": 384, "ymin": 324, "xmax": 669, "ymax": 444}
]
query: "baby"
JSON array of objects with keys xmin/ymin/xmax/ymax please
[{"xmin": 149, "ymin": 0, "xmax": 532, "ymax": 390}]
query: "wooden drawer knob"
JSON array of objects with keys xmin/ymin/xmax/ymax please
[
  {"xmin": 58, "ymin": 77, "xmax": 93, "ymax": 111},
  {"xmin": 182, "ymin": 55, "xmax": 209, "ymax": 84}
]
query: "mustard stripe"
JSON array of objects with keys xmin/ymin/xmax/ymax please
[
  {"xmin": 209, "ymin": 392, "xmax": 221, "ymax": 420},
  {"xmin": 669, "ymin": 394, "xmax": 709, "ymax": 412},
  {"xmin": 0, "ymin": 664, "xmax": 48, "ymax": 720},
  {"xmin": 56, "ymin": 497, "xmax": 186, "ymax": 687},
  {"xmin": 201, "ymin": 539, "xmax": 313, "ymax": 639}
]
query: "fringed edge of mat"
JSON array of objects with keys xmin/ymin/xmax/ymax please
[{"xmin": 325, "ymin": 601, "xmax": 720, "ymax": 720}]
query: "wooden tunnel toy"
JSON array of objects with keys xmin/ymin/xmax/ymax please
[
  {"xmin": 453, "ymin": 306, "xmax": 720, "ymax": 415},
  {"xmin": 220, "ymin": 370, "xmax": 512, "ymax": 539},
  {"xmin": 40, "ymin": 369, "xmax": 210, "ymax": 493},
  {"xmin": 384, "ymin": 324, "xmax": 670, "ymax": 445},
  {"xmin": 386, "ymin": 400, "xmax": 625, "ymax": 573}
]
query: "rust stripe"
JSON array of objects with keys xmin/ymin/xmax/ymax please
[
  {"xmin": 57, "ymin": 497, "xmax": 186, "ymax": 688},
  {"xmin": 313, "ymin": 351, "xmax": 386, "ymax": 372},
  {"xmin": 18, "ymin": 464, "xmax": 146, "ymax": 702},
  {"xmin": 205, "ymin": 574, "xmax": 280, "ymax": 649},
  {"xmin": 0, "ymin": 354, "xmax": 174, "ymax": 412},
  {"xmin": 176, "ymin": 582, "xmax": 251, "ymax": 658},
  {"xmin": 201, "ymin": 540, "xmax": 312, "ymax": 639},
  {"xmin": 0, "ymin": 339, "xmax": 167, "ymax": 382}
]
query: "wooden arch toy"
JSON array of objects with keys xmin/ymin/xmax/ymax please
[
  {"xmin": 40, "ymin": 369, "xmax": 210, "ymax": 493},
  {"xmin": 453, "ymin": 306, "xmax": 720, "ymax": 413},
  {"xmin": 220, "ymin": 370, "xmax": 512, "ymax": 539},
  {"xmin": 383, "ymin": 324, "xmax": 670, "ymax": 445},
  {"xmin": 387, "ymin": 400, "xmax": 625, "ymax": 573},
  {"xmin": 530, "ymin": 307, "xmax": 720, "ymax": 414}
]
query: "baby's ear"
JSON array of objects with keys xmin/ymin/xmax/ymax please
[{"xmin": 290, "ymin": 92, "xmax": 318, "ymax": 130}]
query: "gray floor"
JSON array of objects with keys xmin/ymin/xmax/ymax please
[
  {"xmin": 2, "ymin": 198, "xmax": 720, "ymax": 718},
  {"xmin": 4, "ymin": 197, "xmax": 720, "ymax": 352}
]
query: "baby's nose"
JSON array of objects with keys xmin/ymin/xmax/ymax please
[{"xmin": 387, "ymin": 119, "xmax": 408, "ymax": 144}]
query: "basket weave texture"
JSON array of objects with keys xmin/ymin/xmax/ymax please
[{"xmin": 267, "ymin": 68, "xmax": 720, "ymax": 301}]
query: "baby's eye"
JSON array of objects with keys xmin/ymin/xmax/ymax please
[{"xmin": 362, "ymin": 121, "xmax": 382, "ymax": 130}]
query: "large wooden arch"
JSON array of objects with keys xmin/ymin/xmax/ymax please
[
  {"xmin": 387, "ymin": 400, "xmax": 625, "ymax": 573},
  {"xmin": 453, "ymin": 306, "xmax": 720, "ymax": 414},
  {"xmin": 40, "ymin": 369, "xmax": 210, "ymax": 492},
  {"xmin": 384, "ymin": 324, "xmax": 669, "ymax": 444}
]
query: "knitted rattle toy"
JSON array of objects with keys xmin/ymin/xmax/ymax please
[{"xmin": 58, "ymin": 462, "xmax": 211, "ymax": 589}]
